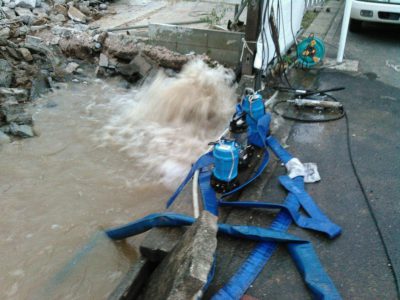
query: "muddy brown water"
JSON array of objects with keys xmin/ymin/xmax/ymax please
[{"xmin": 0, "ymin": 61, "xmax": 236, "ymax": 299}]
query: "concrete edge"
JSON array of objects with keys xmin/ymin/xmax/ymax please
[{"xmin": 108, "ymin": 258, "xmax": 157, "ymax": 300}]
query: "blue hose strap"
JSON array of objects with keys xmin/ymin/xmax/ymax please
[
  {"xmin": 288, "ymin": 243, "xmax": 341, "ymax": 300},
  {"xmin": 248, "ymin": 113, "xmax": 271, "ymax": 149},
  {"xmin": 279, "ymin": 176, "xmax": 342, "ymax": 238},
  {"xmin": 212, "ymin": 179, "xmax": 301, "ymax": 300},
  {"xmin": 106, "ymin": 212, "xmax": 326, "ymax": 245},
  {"xmin": 199, "ymin": 168, "xmax": 219, "ymax": 216},
  {"xmin": 265, "ymin": 135, "xmax": 293, "ymax": 164},
  {"xmin": 106, "ymin": 213, "xmax": 194, "ymax": 240},
  {"xmin": 219, "ymin": 200, "xmax": 338, "ymax": 239},
  {"xmin": 213, "ymin": 177, "xmax": 341, "ymax": 300},
  {"xmin": 221, "ymin": 150, "xmax": 270, "ymax": 198},
  {"xmin": 105, "ymin": 212, "xmax": 340, "ymax": 299},
  {"xmin": 166, "ymin": 152, "xmax": 214, "ymax": 208}
]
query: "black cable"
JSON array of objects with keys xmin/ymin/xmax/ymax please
[{"xmin": 344, "ymin": 112, "xmax": 400, "ymax": 297}]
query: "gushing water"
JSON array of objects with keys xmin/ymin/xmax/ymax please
[
  {"xmin": 98, "ymin": 60, "xmax": 236, "ymax": 188},
  {"xmin": 0, "ymin": 60, "xmax": 237, "ymax": 299}
]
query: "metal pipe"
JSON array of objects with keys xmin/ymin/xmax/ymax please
[
  {"xmin": 192, "ymin": 128, "xmax": 229, "ymax": 218},
  {"xmin": 107, "ymin": 20, "xmax": 207, "ymax": 32},
  {"xmin": 337, "ymin": 0, "xmax": 353, "ymax": 63}
]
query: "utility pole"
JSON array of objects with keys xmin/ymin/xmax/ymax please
[
  {"xmin": 242, "ymin": 0, "xmax": 263, "ymax": 75},
  {"xmin": 337, "ymin": 0, "xmax": 353, "ymax": 63}
]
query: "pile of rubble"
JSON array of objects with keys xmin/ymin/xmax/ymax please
[
  {"xmin": 0, "ymin": 0, "xmax": 210, "ymax": 144},
  {"xmin": 0, "ymin": 0, "xmax": 113, "ymax": 143}
]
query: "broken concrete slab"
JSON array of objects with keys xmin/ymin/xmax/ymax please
[
  {"xmin": 50, "ymin": 13, "xmax": 66, "ymax": 23},
  {"xmin": 131, "ymin": 54, "xmax": 152, "ymax": 77},
  {"xmin": 64, "ymin": 61, "xmax": 79, "ymax": 74},
  {"xmin": 0, "ymin": 88, "xmax": 29, "ymax": 103},
  {"xmin": 6, "ymin": 1, "xmax": 16, "ymax": 8},
  {"xmin": 5, "ymin": 112, "xmax": 33, "ymax": 125},
  {"xmin": 0, "ymin": 27, "xmax": 10, "ymax": 39},
  {"xmin": 53, "ymin": 3, "xmax": 68, "ymax": 16},
  {"xmin": 15, "ymin": 0, "xmax": 37, "ymax": 9},
  {"xmin": 1, "ymin": 7, "xmax": 17, "ymax": 18},
  {"xmin": 9, "ymin": 123, "xmax": 34, "ymax": 137},
  {"xmin": 98, "ymin": 53, "xmax": 108, "ymax": 67},
  {"xmin": 18, "ymin": 47, "xmax": 33, "ymax": 61},
  {"xmin": 140, "ymin": 211, "xmax": 218, "ymax": 300},
  {"xmin": 67, "ymin": 5, "xmax": 86, "ymax": 23}
]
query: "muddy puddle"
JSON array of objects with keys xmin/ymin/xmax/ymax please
[{"xmin": 0, "ymin": 60, "xmax": 236, "ymax": 299}]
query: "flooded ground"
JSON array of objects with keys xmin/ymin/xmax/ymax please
[{"xmin": 0, "ymin": 61, "xmax": 236, "ymax": 299}]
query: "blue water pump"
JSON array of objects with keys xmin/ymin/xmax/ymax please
[
  {"xmin": 211, "ymin": 140, "xmax": 240, "ymax": 193},
  {"xmin": 241, "ymin": 92, "xmax": 265, "ymax": 134}
]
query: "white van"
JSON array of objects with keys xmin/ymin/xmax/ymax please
[{"xmin": 350, "ymin": 0, "xmax": 400, "ymax": 31}]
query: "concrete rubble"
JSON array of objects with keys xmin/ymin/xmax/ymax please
[
  {"xmin": 140, "ymin": 211, "xmax": 218, "ymax": 300},
  {"xmin": 0, "ymin": 0, "xmax": 210, "ymax": 143}
]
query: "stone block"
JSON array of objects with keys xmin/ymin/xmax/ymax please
[{"xmin": 141, "ymin": 211, "xmax": 218, "ymax": 300}]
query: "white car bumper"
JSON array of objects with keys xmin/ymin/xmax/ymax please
[{"xmin": 351, "ymin": 0, "xmax": 400, "ymax": 24}]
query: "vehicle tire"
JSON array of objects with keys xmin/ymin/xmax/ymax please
[{"xmin": 349, "ymin": 19, "xmax": 363, "ymax": 32}]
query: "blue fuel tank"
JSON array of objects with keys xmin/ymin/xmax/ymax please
[
  {"xmin": 212, "ymin": 140, "xmax": 239, "ymax": 183},
  {"xmin": 241, "ymin": 92, "xmax": 265, "ymax": 133}
]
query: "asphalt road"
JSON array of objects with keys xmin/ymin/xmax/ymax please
[{"xmin": 327, "ymin": 21, "xmax": 400, "ymax": 88}]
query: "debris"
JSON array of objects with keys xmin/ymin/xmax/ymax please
[
  {"xmin": 0, "ymin": 27, "xmax": 10, "ymax": 39},
  {"xmin": 99, "ymin": 3, "xmax": 107, "ymax": 10},
  {"xmin": 141, "ymin": 211, "xmax": 218, "ymax": 300},
  {"xmin": 15, "ymin": 0, "xmax": 38, "ymax": 9},
  {"xmin": 5, "ymin": 111, "xmax": 33, "ymax": 125},
  {"xmin": 0, "ymin": 88, "xmax": 29, "ymax": 103},
  {"xmin": 9, "ymin": 123, "xmax": 34, "ymax": 138},
  {"xmin": 50, "ymin": 13, "xmax": 66, "ymax": 23},
  {"xmin": 1, "ymin": 7, "xmax": 17, "ymax": 18},
  {"xmin": 386, "ymin": 60, "xmax": 400, "ymax": 72},
  {"xmin": 303, "ymin": 163, "xmax": 321, "ymax": 183},
  {"xmin": 6, "ymin": 1, "xmax": 16, "ymax": 9},
  {"xmin": 0, "ymin": 59, "xmax": 13, "ymax": 88},
  {"xmin": 15, "ymin": 7, "xmax": 35, "ymax": 25},
  {"xmin": 53, "ymin": 4, "xmax": 68, "ymax": 16},
  {"xmin": 18, "ymin": 48, "xmax": 33, "ymax": 61},
  {"xmin": 67, "ymin": 5, "xmax": 86, "ymax": 23},
  {"xmin": 98, "ymin": 53, "xmax": 108, "ymax": 67},
  {"xmin": 65, "ymin": 61, "xmax": 79, "ymax": 73},
  {"xmin": 131, "ymin": 54, "xmax": 152, "ymax": 77}
]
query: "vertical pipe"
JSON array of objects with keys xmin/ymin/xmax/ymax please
[
  {"xmin": 192, "ymin": 170, "xmax": 200, "ymax": 218},
  {"xmin": 337, "ymin": 0, "xmax": 353, "ymax": 63},
  {"xmin": 242, "ymin": 0, "xmax": 263, "ymax": 75}
]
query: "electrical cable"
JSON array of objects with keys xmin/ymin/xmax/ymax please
[{"xmin": 344, "ymin": 111, "xmax": 400, "ymax": 297}]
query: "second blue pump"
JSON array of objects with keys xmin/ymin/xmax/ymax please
[{"xmin": 241, "ymin": 92, "xmax": 266, "ymax": 135}]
